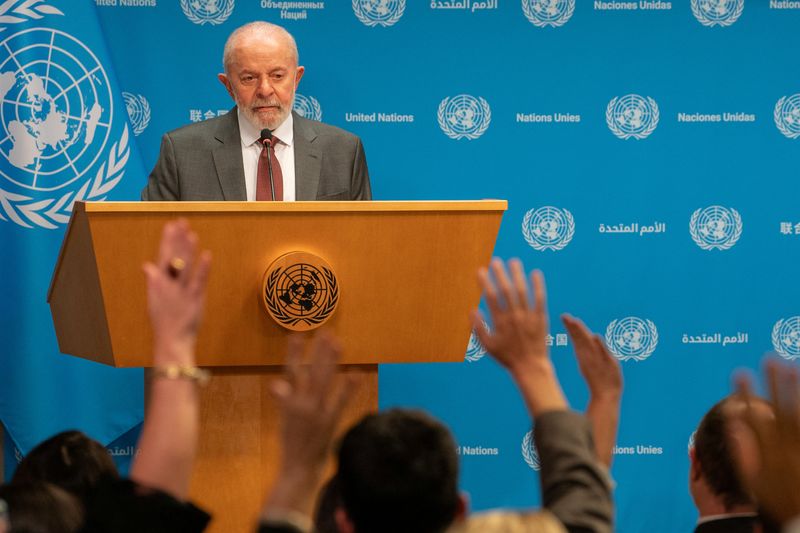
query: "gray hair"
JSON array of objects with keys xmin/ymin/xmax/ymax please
[{"xmin": 222, "ymin": 22, "xmax": 299, "ymax": 75}]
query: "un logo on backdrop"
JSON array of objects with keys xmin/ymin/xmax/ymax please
[
  {"xmin": 690, "ymin": 206, "xmax": 742, "ymax": 250},
  {"xmin": 606, "ymin": 95, "xmax": 659, "ymax": 140},
  {"xmin": 438, "ymin": 95, "xmax": 491, "ymax": 140},
  {"xmin": 691, "ymin": 0, "xmax": 744, "ymax": 27},
  {"xmin": 353, "ymin": 0, "xmax": 405, "ymax": 27},
  {"xmin": 122, "ymin": 92, "xmax": 150, "ymax": 136},
  {"xmin": 521, "ymin": 430, "xmax": 541, "ymax": 471},
  {"xmin": 293, "ymin": 94, "xmax": 323, "ymax": 122},
  {"xmin": 465, "ymin": 321, "xmax": 489, "ymax": 363},
  {"xmin": 605, "ymin": 317, "xmax": 658, "ymax": 362},
  {"xmin": 772, "ymin": 317, "xmax": 800, "ymax": 361},
  {"xmin": 522, "ymin": 0, "xmax": 575, "ymax": 28},
  {"xmin": 522, "ymin": 206, "xmax": 575, "ymax": 251},
  {"xmin": 181, "ymin": 0, "xmax": 234, "ymax": 26},
  {"xmin": 774, "ymin": 94, "xmax": 800, "ymax": 139},
  {"xmin": 0, "ymin": 28, "xmax": 128, "ymax": 229}
]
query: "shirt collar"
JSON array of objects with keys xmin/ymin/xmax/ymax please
[
  {"xmin": 696, "ymin": 512, "xmax": 757, "ymax": 525},
  {"xmin": 237, "ymin": 108, "xmax": 294, "ymax": 148}
]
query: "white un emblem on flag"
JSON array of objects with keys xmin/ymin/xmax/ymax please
[
  {"xmin": 181, "ymin": 0, "xmax": 235, "ymax": 26},
  {"xmin": 353, "ymin": 0, "xmax": 405, "ymax": 27},
  {"xmin": 772, "ymin": 317, "xmax": 800, "ymax": 361},
  {"xmin": 606, "ymin": 94, "xmax": 659, "ymax": 140},
  {"xmin": 691, "ymin": 0, "xmax": 744, "ymax": 27},
  {"xmin": 438, "ymin": 95, "xmax": 491, "ymax": 140},
  {"xmin": 522, "ymin": 0, "xmax": 575, "ymax": 28},
  {"xmin": 522, "ymin": 206, "xmax": 575, "ymax": 251},
  {"xmin": 690, "ymin": 206, "xmax": 742, "ymax": 251},
  {"xmin": 774, "ymin": 94, "xmax": 800, "ymax": 139},
  {"xmin": 293, "ymin": 94, "xmax": 323, "ymax": 122},
  {"xmin": 0, "ymin": 28, "xmax": 128, "ymax": 229},
  {"xmin": 605, "ymin": 317, "xmax": 658, "ymax": 362}
]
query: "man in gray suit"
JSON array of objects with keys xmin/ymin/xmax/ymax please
[{"xmin": 141, "ymin": 22, "xmax": 371, "ymax": 202}]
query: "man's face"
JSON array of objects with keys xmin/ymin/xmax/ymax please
[{"xmin": 219, "ymin": 33, "xmax": 304, "ymax": 131}]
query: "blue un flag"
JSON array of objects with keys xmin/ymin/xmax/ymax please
[{"xmin": 0, "ymin": 0, "xmax": 146, "ymax": 468}]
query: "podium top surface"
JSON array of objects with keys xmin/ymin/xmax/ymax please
[{"xmin": 80, "ymin": 200, "xmax": 507, "ymax": 213}]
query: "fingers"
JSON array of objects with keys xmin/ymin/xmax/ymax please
[
  {"xmin": 188, "ymin": 251, "xmax": 212, "ymax": 296},
  {"xmin": 509, "ymin": 259, "xmax": 530, "ymax": 309},
  {"xmin": 531, "ymin": 270, "xmax": 547, "ymax": 315},
  {"xmin": 562, "ymin": 314, "xmax": 591, "ymax": 352},
  {"xmin": 477, "ymin": 267, "xmax": 503, "ymax": 319},
  {"xmin": 490, "ymin": 259, "xmax": 516, "ymax": 311},
  {"xmin": 307, "ymin": 331, "xmax": 341, "ymax": 401}
]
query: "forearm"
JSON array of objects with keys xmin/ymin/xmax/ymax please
[
  {"xmin": 586, "ymin": 394, "xmax": 621, "ymax": 468},
  {"xmin": 535, "ymin": 411, "xmax": 613, "ymax": 533},
  {"xmin": 259, "ymin": 466, "xmax": 322, "ymax": 528},
  {"xmin": 510, "ymin": 360, "xmax": 569, "ymax": 418},
  {"xmin": 131, "ymin": 342, "xmax": 199, "ymax": 500}
]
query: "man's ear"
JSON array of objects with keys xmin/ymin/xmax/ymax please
[
  {"xmin": 689, "ymin": 446, "xmax": 702, "ymax": 482},
  {"xmin": 218, "ymin": 73, "xmax": 234, "ymax": 99},
  {"xmin": 334, "ymin": 506, "xmax": 355, "ymax": 533},
  {"xmin": 454, "ymin": 492, "xmax": 469, "ymax": 522},
  {"xmin": 294, "ymin": 66, "xmax": 305, "ymax": 89}
]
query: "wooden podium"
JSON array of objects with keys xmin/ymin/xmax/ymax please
[{"xmin": 48, "ymin": 200, "xmax": 506, "ymax": 532}]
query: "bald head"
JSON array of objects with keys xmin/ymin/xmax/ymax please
[{"xmin": 222, "ymin": 22, "xmax": 299, "ymax": 76}]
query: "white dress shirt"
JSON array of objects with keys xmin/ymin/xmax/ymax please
[{"xmin": 237, "ymin": 109, "xmax": 296, "ymax": 201}]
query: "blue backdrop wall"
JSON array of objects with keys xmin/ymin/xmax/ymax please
[{"xmin": 1, "ymin": 1, "xmax": 799, "ymax": 531}]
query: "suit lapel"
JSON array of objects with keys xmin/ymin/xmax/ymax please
[
  {"xmin": 212, "ymin": 108, "xmax": 247, "ymax": 201},
  {"xmin": 293, "ymin": 112, "xmax": 322, "ymax": 201}
]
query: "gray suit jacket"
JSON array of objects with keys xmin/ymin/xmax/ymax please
[{"xmin": 141, "ymin": 109, "xmax": 371, "ymax": 201}]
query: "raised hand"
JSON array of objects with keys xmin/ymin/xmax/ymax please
[
  {"xmin": 142, "ymin": 219, "xmax": 211, "ymax": 364},
  {"xmin": 471, "ymin": 258, "xmax": 567, "ymax": 417},
  {"xmin": 562, "ymin": 314, "xmax": 622, "ymax": 468},
  {"xmin": 731, "ymin": 360, "xmax": 800, "ymax": 525},
  {"xmin": 263, "ymin": 331, "xmax": 356, "ymax": 521}
]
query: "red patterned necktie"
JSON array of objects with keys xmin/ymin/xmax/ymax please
[{"xmin": 256, "ymin": 135, "xmax": 284, "ymax": 201}]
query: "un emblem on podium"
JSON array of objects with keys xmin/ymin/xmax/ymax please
[
  {"xmin": 691, "ymin": 0, "xmax": 744, "ymax": 27},
  {"xmin": 262, "ymin": 252, "xmax": 340, "ymax": 331},
  {"xmin": 605, "ymin": 317, "xmax": 658, "ymax": 362},
  {"xmin": 772, "ymin": 317, "xmax": 800, "ymax": 361}
]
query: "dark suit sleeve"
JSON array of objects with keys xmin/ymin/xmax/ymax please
[
  {"xmin": 535, "ymin": 410, "xmax": 613, "ymax": 533},
  {"xmin": 350, "ymin": 137, "xmax": 372, "ymax": 200},
  {"xmin": 141, "ymin": 134, "xmax": 180, "ymax": 201}
]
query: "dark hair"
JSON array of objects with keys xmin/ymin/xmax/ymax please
[
  {"xmin": 313, "ymin": 476, "xmax": 341, "ymax": 533},
  {"xmin": 693, "ymin": 397, "xmax": 751, "ymax": 510},
  {"xmin": 12, "ymin": 431, "xmax": 118, "ymax": 502},
  {"xmin": 0, "ymin": 481, "xmax": 84, "ymax": 533},
  {"xmin": 337, "ymin": 409, "xmax": 460, "ymax": 533}
]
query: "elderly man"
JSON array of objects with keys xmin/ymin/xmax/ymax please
[{"xmin": 141, "ymin": 22, "xmax": 371, "ymax": 202}]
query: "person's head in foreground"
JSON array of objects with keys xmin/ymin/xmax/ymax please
[{"xmin": 334, "ymin": 408, "xmax": 465, "ymax": 533}]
